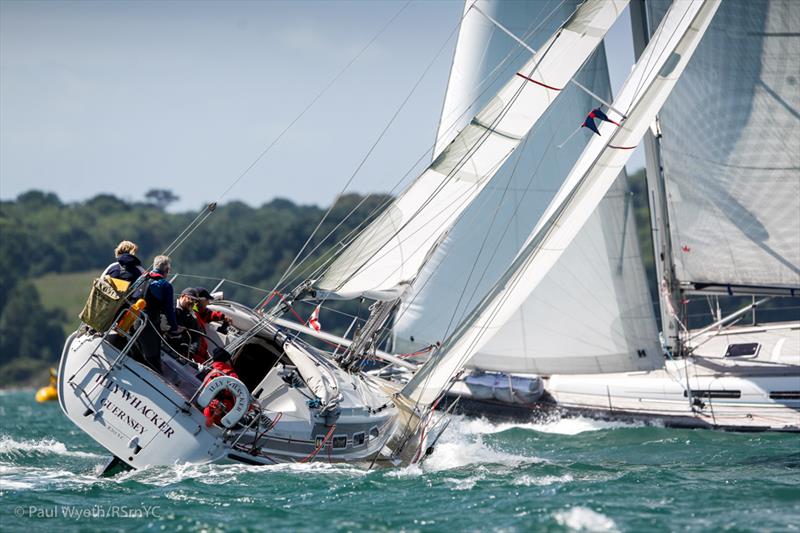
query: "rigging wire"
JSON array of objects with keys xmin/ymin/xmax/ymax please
[
  {"xmin": 408, "ymin": 2, "xmax": 705, "ymax": 417},
  {"xmin": 263, "ymin": 0, "xmax": 463, "ymax": 307},
  {"xmin": 271, "ymin": 0, "xmax": 530, "ymax": 297},
  {"xmin": 155, "ymin": 0, "xmax": 413, "ymax": 260},
  {"xmin": 274, "ymin": 0, "xmax": 569, "ymax": 299}
]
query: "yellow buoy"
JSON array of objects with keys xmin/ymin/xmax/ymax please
[
  {"xmin": 35, "ymin": 385, "xmax": 57, "ymax": 402},
  {"xmin": 35, "ymin": 368, "xmax": 58, "ymax": 403}
]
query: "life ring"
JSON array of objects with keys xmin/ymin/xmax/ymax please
[{"xmin": 197, "ymin": 376, "xmax": 250, "ymax": 428}]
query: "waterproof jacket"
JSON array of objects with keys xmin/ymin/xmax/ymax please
[
  {"xmin": 102, "ymin": 253, "xmax": 145, "ymax": 283},
  {"xmin": 143, "ymin": 271, "xmax": 177, "ymax": 331},
  {"xmin": 174, "ymin": 306, "xmax": 202, "ymax": 362},
  {"xmin": 194, "ymin": 306, "xmax": 227, "ymax": 357}
]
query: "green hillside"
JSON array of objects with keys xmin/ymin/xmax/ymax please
[{"xmin": 32, "ymin": 270, "xmax": 96, "ymax": 336}]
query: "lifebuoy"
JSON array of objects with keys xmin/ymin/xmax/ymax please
[{"xmin": 197, "ymin": 376, "xmax": 250, "ymax": 428}]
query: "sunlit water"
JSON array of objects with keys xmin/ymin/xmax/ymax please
[{"xmin": 1, "ymin": 390, "xmax": 798, "ymax": 531}]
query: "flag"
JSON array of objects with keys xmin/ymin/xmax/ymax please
[
  {"xmin": 589, "ymin": 107, "xmax": 620, "ymax": 126},
  {"xmin": 581, "ymin": 107, "xmax": 621, "ymax": 137},
  {"xmin": 308, "ymin": 304, "xmax": 321, "ymax": 332},
  {"xmin": 582, "ymin": 115, "xmax": 601, "ymax": 136}
]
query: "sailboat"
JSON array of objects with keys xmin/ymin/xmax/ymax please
[
  {"xmin": 58, "ymin": 0, "xmax": 721, "ymax": 470},
  {"xmin": 396, "ymin": 0, "xmax": 800, "ymax": 431}
]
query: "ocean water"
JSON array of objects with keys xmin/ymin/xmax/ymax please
[{"xmin": 1, "ymin": 390, "xmax": 798, "ymax": 532}]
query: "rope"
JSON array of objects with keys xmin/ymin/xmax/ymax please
[
  {"xmin": 300, "ymin": 424, "xmax": 336, "ymax": 463},
  {"xmin": 150, "ymin": 2, "xmax": 413, "ymax": 264},
  {"xmin": 264, "ymin": 3, "xmax": 471, "ymax": 302},
  {"xmin": 274, "ymin": 0, "xmax": 568, "ymax": 299}
]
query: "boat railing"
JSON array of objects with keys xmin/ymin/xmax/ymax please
[{"xmin": 66, "ymin": 305, "xmax": 148, "ymax": 406}]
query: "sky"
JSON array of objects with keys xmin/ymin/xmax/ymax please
[{"xmin": 0, "ymin": 0, "xmax": 643, "ymax": 212}]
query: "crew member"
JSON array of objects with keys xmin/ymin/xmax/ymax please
[
  {"xmin": 192, "ymin": 287, "xmax": 232, "ymax": 356},
  {"xmin": 137, "ymin": 255, "xmax": 180, "ymax": 372},
  {"xmin": 101, "ymin": 240, "xmax": 145, "ymax": 283},
  {"xmin": 173, "ymin": 287, "xmax": 203, "ymax": 363}
]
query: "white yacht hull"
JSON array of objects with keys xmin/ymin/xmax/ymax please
[
  {"xmin": 58, "ymin": 302, "xmax": 430, "ymax": 470},
  {"xmin": 453, "ymin": 323, "xmax": 800, "ymax": 431}
]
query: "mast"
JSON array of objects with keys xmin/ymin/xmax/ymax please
[
  {"xmin": 310, "ymin": 0, "xmax": 630, "ymax": 302},
  {"xmin": 402, "ymin": 0, "xmax": 721, "ymax": 406},
  {"xmin": 629, "ymin": 0, "xmax": 681, "ymax": 354}
]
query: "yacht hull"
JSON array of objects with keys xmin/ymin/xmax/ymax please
[
  {"xmin": 57, "ymin": 304, "xmax": 430, "ymax": 470},
  {"xmin": 450, "ymin": 323, "xmax": 800, "ymax": 431}
]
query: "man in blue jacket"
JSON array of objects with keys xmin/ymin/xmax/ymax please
[{"xmin": 138, "ymin": 255, "xmax": 180, "ymax": 372}]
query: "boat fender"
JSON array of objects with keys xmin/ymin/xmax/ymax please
[{"xmin": 197, "ymin": 376, "xmax": 250, "ymax": 428}]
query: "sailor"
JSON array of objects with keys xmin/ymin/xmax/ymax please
[
  {"xmin": 192, "ymin": 287, "xmax": 233, "ymax": 355},
  {"xmin": 137, "ymin": 255, "xmax": 180, "ymax": 373},
  {"xmin": 101, "ymin": 240, "xmax": 145, "ymax": 283},
  {"xmin": 202, "ymin": 347, "xmax": 240, "ymax": 427},
  {"xmin": 172, "ymin": 287, "xmax": 203, "ymax": 363}
]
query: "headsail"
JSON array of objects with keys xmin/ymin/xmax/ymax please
[
  {"xmin": 650, "ymin": 0, "xmax": 800, "ymax": 294},
  {"xmin": 394, "ymin": 0, "xmax": 660, "ymax": 376},
  {"xmin": 313, "ymin": 0, "xmax": 628, "ymax": 301},
  {"xmin": 403, "ymin": 0, "xmax": 721, "ymax": 405}
]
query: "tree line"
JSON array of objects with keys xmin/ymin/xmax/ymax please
[{"xmin": 0, "ymin": 190, "xmax": 389, "ymax": 386}]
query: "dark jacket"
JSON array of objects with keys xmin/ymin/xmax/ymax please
[
  {"xmin": 175, "ymin": 306, "xmax": 203, "ymax": 362},
  {"xmin": 106, "ymin": 253, "xmax": 145, "ymax": 283},
  {"xmin": 143, "ymin": 271, "xmax": 177, "ymax": 332}
]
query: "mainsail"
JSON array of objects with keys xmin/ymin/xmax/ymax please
[
  {"xmin": 404, "ymin": 0, "xmax": 721, "ymax": 405},
  {"xmin": 394, "ymin": 0, "xmax": 660, "ymax": 376},
  {"xmin": 313, "ymin": 0, "xmax": 628, "ymax": 301},
  {"xmin": 650, "ymin": 0, "xmax": 800, "ymax": 294}
]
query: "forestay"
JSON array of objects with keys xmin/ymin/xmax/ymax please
[
  {"xmin": 650, "ymin": 0, "xmax": 800, "ymax": 293},
  {"xmin": 404, "ymin": 0, "xmax": 721, "ymax": 405},
  {"xmin": 394, "ymin": 0, "xmax": 659, "ymax": 376},
  {"xmin": 314, "ymin": 0, "xmax": 628, "ymax": 301}
]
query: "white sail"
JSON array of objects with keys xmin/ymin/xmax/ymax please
[
  {"xmin": 404, "ymin": 0, "xmax": 721, "ymax": 405},
  {"xmin": 394, "ymin": 0, "xmax": 659, "ymax": 376},
  {"xmin": 314, "ymin": 0, "xmax": 628, "ymax": 301},
  {"xmin": 650, "ymin": 0, "xmax": 800, "ymax": 293},
  {"xmin": 433, "ymin": 0, "xmax": 495, "ymax": 157}
]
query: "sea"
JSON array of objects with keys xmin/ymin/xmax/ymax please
[{"xmin": 1, "ymin": 389, "xmax": 798, "ymax": 532}]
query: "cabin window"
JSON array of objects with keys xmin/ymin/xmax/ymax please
[
  {"xmin": 683, "ymin": 390, "xmax": 741, "ymax": 399},
  {"xmin": 332, "ymin": 435, "xmax": 347, "ymax": 449},
  {"xmin": 314, "ymin": 435, "xmax": 325, "ymax": 447},
  {"xmin": 369, "ymin": 426, "xmax": 380, "ymax": 440},
  {"xmin": 353, "ymin": 432, "xmax": 365, "ymax": 447},
  {"xmin": 724, "ymin": 343, "xmax": 760, "ymax": 358},
  {"xmin": 770, "ymin": 391, "xmax": 800, "ymax": 400}
]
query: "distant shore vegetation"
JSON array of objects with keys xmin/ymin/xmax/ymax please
[
  {"xmin": 0, "ymin": 189, "xmax": 389, "ymax": 387},
  {"xmin": 1, "ymin": 171, "xmax": 796, "ymax": 387}
]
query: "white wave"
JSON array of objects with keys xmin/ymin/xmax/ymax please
[
  {"xmin": 443, "ymin": 473, "xmax": 484, "ymax": 490},
  {"xmin": 513, "ymin": 473, "xmax": 574, "ymax": 486},
  {"xmin": 445, "ymin": 415, "xmax": 646, "ymax": 437},
  {"xmin": 0, "ymin": 464, "xmax": 103, "ymax": 491},
  {"xmin": 0, "ymin": 435, "xmax": 101, "ymax": 459},
  {"xmin": 384, "ymin": 464, "xmax": 423, "ymax": 478},
  {"xmin": 554, "ymin": 506, "xmax": 619, "ymax": 532},
  {"xmin": 526, "ymin": 417, "xmax": 646, "ymax": 435},
  {"xmin": 424, "ymin": 437, "xmax": 541, "ymax": 472},
  {"xmin": 122, "ymin": 459, "xmax": 367, "ymax": 487}
]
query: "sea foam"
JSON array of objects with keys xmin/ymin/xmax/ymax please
[{"xmin": 554, "ymin": 506, "xmax": 619, "ymax": 532}]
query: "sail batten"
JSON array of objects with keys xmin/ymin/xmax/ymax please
[
  {"xmin": 403, "ymin": 0, "xmax": 721, "ymax": 406},
  {"xmin": 314, "ymin": 0, "xmax": 629, "ymax": 300}
]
